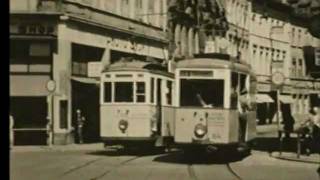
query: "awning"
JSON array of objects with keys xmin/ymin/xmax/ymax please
[
  {"xmin": 255, "ymin": 94, "xmax": 274, "ymax": 103},
  {"xmin": 71, "ymin": 76, "xmax": 99, "ymax": 84},
  {"xmin": 279, "ymin": 95, "xmax": 294, "ymax": 104}
]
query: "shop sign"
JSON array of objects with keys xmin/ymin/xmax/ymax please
[
  {"xmin": 10, "ymin": 23, "xmax": 57, "ymax": 36},
  {"xmin": 282, "ymin": 85, "xmax": 292, "ymax": 94},
  {"xmin": 257, "ymin": 83, "xmax": 271, "ymax": 92}
]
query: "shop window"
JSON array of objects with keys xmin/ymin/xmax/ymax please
[
  {"xmin": 104, "ymin": 82, "xmax": 112, "ymax": 103},
  {"xmin": 60, "ymin": 100, "xmax": 68, "ymax": 129},
  {"xmin": 166, "ymin": 81, "xmax": 172, "ymax": 105},
  {"xmin": 115, "ymin": 82, "xmax": 133, "ymax": 102},
  {"xmin": 136, "ymin": 82, "xmax": 145, "ymax": 103}
]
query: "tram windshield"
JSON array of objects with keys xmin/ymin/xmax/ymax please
[
  {"xmin": 103, "ymin": 81, "xmax": 146, "ymax": 103},
  {"xmin": 180, "ymin": 79, "xmax": 224, "ymax": 107}
]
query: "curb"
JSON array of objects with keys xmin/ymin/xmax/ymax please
[{"xmin": 270, "ymin": 151, "xmax": 320, "ymax": 164}]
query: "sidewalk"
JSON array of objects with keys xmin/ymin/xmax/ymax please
[
  {"xmin": 271, "ymin": 151, "xmax": 320, "ymax": 164},
  {"xmin": 11, "ymin": 143, "xmax": 105, "ymax": 153}
]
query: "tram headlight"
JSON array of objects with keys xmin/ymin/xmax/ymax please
[
  {"xmin": 194, "ymin": 123, "xmax": 207, "ymax": 138},
  {"xmin": 118, "ymin": 120, "xmax": 128, "ymax": 131}
]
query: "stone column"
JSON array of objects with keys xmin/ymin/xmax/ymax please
[
  {"xmin": 174, "ymin": 24, "xmax": 181, "ymax": 57},
  {"xmin": 52, "ymin": 20, "xmax": 72, "ymax": 145},
  {"xmin": 142, "ymin": 0, "xmax": 149, "ymax": 23},
  {"xmin": 116, "ymin": 0, "xmax": 122, "ymax": 15},
  {"xmin": 181, "ymin": 26, "xmax": 188, "ymax": 57},
  {"xmin": 129, "ymin": 0, "xmax": 136, "ymax": 19},
  {"xmin": 188, "ymin": 28, "xmax": 194, "ymax": 57}
]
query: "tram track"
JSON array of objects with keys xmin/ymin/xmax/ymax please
[
  {"xmin": 89, "ymin": 155, "xmax": 143, "ymax": 180},
  {"xmin": 187, "ymin": 163, "xmax": 242, "ymax": 180},
  {"xmin": 226, "ymin": 163, "xmax": 242, "ymax": 180},
  {"xmin": 60, "ymin": 158, "xmax": 102, "ymax": 176}
]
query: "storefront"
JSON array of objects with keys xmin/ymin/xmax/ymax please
[
  {"xmin": 10, "ymin": 16, "xmax": 58, "ymax": 145},
  {"xmin": 256, "ymin": 81, "xmax": 275, "ymax": 124}
]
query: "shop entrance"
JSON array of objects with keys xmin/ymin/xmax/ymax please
[
  {"xmin": 10, "ymin": 97, "xmax": 48, "ymax": 145},
  {"xmin": 72, "ymin": 80, "xmax": 100, "ymax": 143}
]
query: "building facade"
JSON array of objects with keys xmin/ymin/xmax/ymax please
[
  {"xmin": 249, "ymin": 0, "xmax": 320, "ymax": 125},
  {"xmin": 10, "ymin": 0, "xmax": 169, "ymax": 145}
]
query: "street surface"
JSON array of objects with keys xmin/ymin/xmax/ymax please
[
  {"xmin": 10, "ymin": 125, "xmax": 320, "ymax": 180},
  {"xmin": 10, "ymin": 147, "xmax": 320, "ymax": 180}
]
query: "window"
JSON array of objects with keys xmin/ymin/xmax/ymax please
[
  {"xmin": 150, "ymin": 78, "xmax": 154, "ymax": 103},
  {"xmin": 60, "ymin": 100, "xmax": 68, "ymax": 129},
  {"xmin": 115, "ymin": 82, "xmax": 133, "ymax": 102},
  {"xmin": 136, "ymin": 82, "xmax": 145, "ymax": 103},
  {"xmin": 180, "ymin": 79, "xmax": 224, "ymax": 107},
  {"xmin": 231, "ymin": 72, "xmax": 238, "ymax": 109},
  {"xmin": 166, "ymin": 81, "xmax": 172, "ymax": 105},
  {"xmin": 29, "ymin": 43, "xmax": 51, "ymax": 57},
  {"xmin": 104, "ymin": 82, "xmax": 112, "ymax": 102}
]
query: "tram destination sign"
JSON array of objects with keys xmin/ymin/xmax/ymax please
[{"xmin": 180, "ymin": 70, "xmax": 213, "ymax": 77}]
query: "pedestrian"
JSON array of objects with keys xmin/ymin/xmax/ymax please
[
  {"xmin": 10, "ymin": 115, "xmax": 14, "ymax": 149},
  {"xmin": 298, "ymin": 108, "xmax": 316, "ymax": 155},
  {"xmin": 311, "ymin": 107, "xmax": 320, "ymax": 154},
  {"xmin": 281, "ymin": 107, "xmax": 295, "ymax": 138}
]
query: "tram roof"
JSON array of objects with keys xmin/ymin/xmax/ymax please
[
  {"xmin": 102, "ymin": 60, "xmax": 173, "ymax": 77},
  {"xmin": 175, "ymin": 58, "xmax": 252, "ymax": 73}
]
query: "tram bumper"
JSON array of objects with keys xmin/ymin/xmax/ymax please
[{"xmin": 102, "ymin": 137, "xmax": 157, "ymax": 146}]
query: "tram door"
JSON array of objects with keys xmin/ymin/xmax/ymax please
[
  {"xmin": 156, "ymin": 79, "xmax": 162, "ymax": 135},
  {"xmin": 72, "ymin": 81, "xmax": 100, "ymax": 143}
]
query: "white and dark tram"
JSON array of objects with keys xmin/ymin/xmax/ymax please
[
  {"xmin": 172, "ymin": 54, "xmax": 257, "ymax": 153},
  {"xmin": 100, "ymin": 59, "xmax": 175, "ymax": 150}
]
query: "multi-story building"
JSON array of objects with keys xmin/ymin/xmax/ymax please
[
  {"xmin": 10, "ymin": 0, "xmax": 169, "ymax": 145},
  {"xmin": 249, "ymin": 0, "xmax": 320, "ymax": 125}
]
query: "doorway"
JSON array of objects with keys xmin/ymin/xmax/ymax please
[{"xmin": 72, "ymin": 81, "xmax": 100, "ymax": 143}]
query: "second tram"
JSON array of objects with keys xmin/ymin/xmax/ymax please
[
  {"xmin": 100, "ymin": 59, "xmax": 175, "ymax": 150},
  {"xmin": 173, "ymin": 55, "xmax": 257, "ymax": 153}
]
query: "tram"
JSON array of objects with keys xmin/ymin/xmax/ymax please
[
  {"xmin": 172, "ymin": 54, "xmax": 257, "ymax": 153},
  {"xmin": 100, "ymin": 58, "xmax": 175, "ymax": 150}
]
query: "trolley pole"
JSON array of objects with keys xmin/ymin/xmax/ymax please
[
  {"xmin": 276, "ymin": 89, "xmax": 281, "ymax": 131},
  {"xmin": 46, "ymin": 93, "xmax": 53, "ymax": 146}
]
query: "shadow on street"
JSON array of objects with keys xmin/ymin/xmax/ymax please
[
  {"xmin": 86, "ymin": 147, "xmax": 170, "ymax": 157},
  {"xmin": 153, "ymin": 149, "xmax": 250, "ymax": 165}
]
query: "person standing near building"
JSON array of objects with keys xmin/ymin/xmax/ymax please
[{"xmin": 10, "ymin": 115, "xmax": 14, "ymax": 149}]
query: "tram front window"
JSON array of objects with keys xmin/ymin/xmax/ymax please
[
  {"xmin": 115, "ymin": 82, "xmax": 133, "ymax": 102},
  {"xmin": 180, "ymin": 79, "xmax": 224, "ymax": 107}
]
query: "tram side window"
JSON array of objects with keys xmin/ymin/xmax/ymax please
[
  {"xmin": 239, "ymin": 74, "xmax": 247, "ymax": 95},
  {"xmin": 230, "ymin": 72, "xmax": 238, "ymax": 109},
  {"xmin": 104, "ymin": 82, "xmax": 112, "ymax": 103},
  {"xmin": 115, "ymin": 82, "xmax": 133, "ymax": 102},
  {"xmin": 136, "ymin": 82, "xmax": 146, "ymax": 103},
  {"xmin": 166, "ymin": 81, "xmax": 172, "ymax": 105}
]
